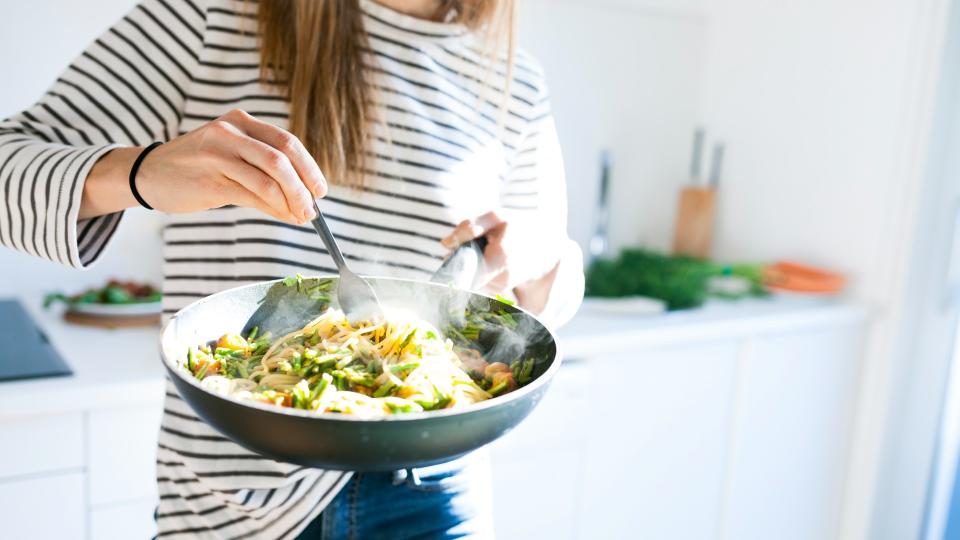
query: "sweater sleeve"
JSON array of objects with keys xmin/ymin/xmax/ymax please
[
  {"xmin": 500, "ymin": 78, "xmax": 585, "ymax": 329},
  {"xmin": 0, "ymin": 0, "xmax": 205, "ymax": 268}
]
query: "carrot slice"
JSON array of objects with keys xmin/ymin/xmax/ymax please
[{"xmin": 762, "ymin": 261, "xmax": 846, "ymax": 294}]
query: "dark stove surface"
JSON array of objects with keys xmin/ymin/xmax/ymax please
[{"xmin": 0, "ymin": 299, "xmax": 71, "ymax": 382}]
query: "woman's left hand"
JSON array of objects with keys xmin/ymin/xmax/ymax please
[
  {"xmin": 442, "ymin": 211, "xmax": 515, "ymax": 294},
  {"xmin": 442, "ymin": 212, "xmax": 560, "ymax": 312}
]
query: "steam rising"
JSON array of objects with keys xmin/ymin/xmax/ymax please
[
  {"xmin": 377, "ymin": 278, "xmax": 549, "ymax": 363},
  {"xmin": 247, "ymin": 276, "xmax": 551, "ymax": 372}
]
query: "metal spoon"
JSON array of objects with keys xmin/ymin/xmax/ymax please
[{"xmin": 309, "ymin": 200, "xmax": 383, "ymax": 322}]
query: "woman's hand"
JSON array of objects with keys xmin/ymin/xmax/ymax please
[
  {"xmin": 81, "ymin": 109, "xmax": 327, "ymax": 224},
  {"xmin": 442, "ymin": 211, "xmax": 560, "ymax": 313}
]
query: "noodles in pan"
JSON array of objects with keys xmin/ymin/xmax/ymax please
[{"xmin": 182, "ymin": 294, "xmax": 536, "ymax": 418}]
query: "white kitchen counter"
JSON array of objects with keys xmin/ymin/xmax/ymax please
[
  {"xmin": 0, "ymin": 295, "xmax": 164, "ymax": 421},
  {"xmin": 561, "ymin": 296, "xmax": 867, "ymax": 359},
  {"xmin": 0, "ymin": 293, "xmax": 867, "ymax": 420}
]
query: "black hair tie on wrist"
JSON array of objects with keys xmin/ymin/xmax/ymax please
[{"xmin": 129, "ymin": 142, "xmax": 162, "ymax": 210}]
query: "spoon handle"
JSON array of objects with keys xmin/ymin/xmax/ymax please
[{"xmin": 309, "ymin": 200, "xmax": 348, "ymax": 272}]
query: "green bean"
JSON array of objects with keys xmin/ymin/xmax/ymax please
[
  {"xmin": 332, "ymin": 371, "xmax": 348, "ymax": 391},
  {"xmin": 519, "ymin": 359, "xmax": 534, "ymax": 385},
  {"xmin": 311, "ymin": 358, "xmax": 338, "ymax": 373},
  {"xmin": 385, "ymin": 400, "xmax": 417, "ymax": 413},
  {"xmin": 397, "ymin": 330, "xmax": 417, "ymax": 352},
  {"xmin": 335, "ymin": 355, "xmax": 356, "ymax": 369},
  {"xmin": 390, "ymin": 361, "xmax": 420, "ymax": 374},
  {"xmin": 488, "ymin": 381, "xmax": 509, "ymax": 396},
  {"xmin": 344, "ymin": 368, "xmax": 375, "ymax": 387},
  {"xmin": 291, "ymin": 351, "xmax": 303, "ymax": 372},
  {"xmin": 373, "ymin": 381, "xmax": 396, "ymax": 398},
  {"xmin": 215, "ymin": 347, "xmax": 244, "ymax": 358},
  {"xmin": 310, "ymin": 373, "xmax": 333, "ymax": 402}
]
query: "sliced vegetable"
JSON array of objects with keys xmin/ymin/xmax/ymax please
[
  {"xmin": 217, "ymin": 334, "xmax": 249, "ymax": 352},
  {"xmin": 182, "ymin": 293, "xmax": 538, "ymax": 417}
]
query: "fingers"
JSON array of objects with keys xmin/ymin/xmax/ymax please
[
  {"xmin": 226, "ymin": 109, "xmax": 328, "ymax": 199},
  {"xmin": 441, "ymin": 211, "xmax": 505, "ymax": 249},
  {"xmin": 220, "ymin": 160, "xmax": 300, "ymax": 223},
  {"xmin": 481, "ymin": 269, "xmax": 510, "ymax": 295},
  {"xmin": 219, "ymin": 178, "xmax": 300, "ymax": 224},
  {"xmin": 226, "ymin": 127, "xmax": 317, "ymax": 223},
  {"xmin": 472, "ymin": 221, "xmax": 510, "ymax": 293},
  {"xmin": 208, "ymin": 110, "xmax": 324, "ymax": 223},
  {"xmin": 477, "ymin": 237, "xmax": 510, "ymax": 293},
  {"xmin": 442, "ymin": 220, "xmax": 485, "ymax": 249},
  {"xmin": 441, "ymin": 211, "xmax": 512, "ymax": 292}
]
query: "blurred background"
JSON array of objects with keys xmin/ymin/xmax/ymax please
[{"xmin": 2, "ymin": 0, "xmax": 960, "ymax": 538}]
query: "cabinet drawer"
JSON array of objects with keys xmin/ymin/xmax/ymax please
[
  {"xmin": 89, "ymin": 404, "xmax": 163, "ymax": 505},
  {"xmin": 0, "ymin": 412, "xmax": 83, "ymax": 479},
  {"xmin": 0, "ymin": 472, "xmax": 86, "ymax": 538}
]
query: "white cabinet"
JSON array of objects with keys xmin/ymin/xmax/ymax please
[
  {"xmin": 0, "ymin": 405, "xmax": 162, "ymax": 540},
  {"xmin": 492, "ymin": 342, "xmax": 740, "ymax": 540},
  {"xmin": 0, "ymin": 472, "xmax": 86, "ymax": 539},
  {"xmin": 0, "ymin": 412, "xmax": 83, "ymax": 479},
  {"xmin": 492, "ymin": 448, "xmax": 582, "ymax": 540},
  {"xmin": 576, "ymin": 342, "xmax": 739, "ymax": 540},
  {"xmin": 491, "ymin": 309, "xmax": 864, "ymax": 540},
  {"xmin": 491, "ymin": 361, "xmax": 593, "ymax": 539},
  {"xmin": 720, "ymin": 327, "xmax": 862, "ymax": 540},
  {"xmin": 88, "ymin": 405, "xmax": 163, "ymax": 505}
]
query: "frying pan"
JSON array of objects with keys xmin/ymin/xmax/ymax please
[{"xmin": 159, "ymin": 271, "xmax": 561, "ymax": 471}]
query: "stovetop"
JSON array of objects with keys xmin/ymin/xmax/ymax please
[{"xmin": 0, "ymin": 299, "xmax": 71, "ymax": 382}]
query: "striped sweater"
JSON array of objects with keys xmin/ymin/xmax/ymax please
[{"xmin": 0, "ymin": 0, "xmax": 583, "ymax": 537}]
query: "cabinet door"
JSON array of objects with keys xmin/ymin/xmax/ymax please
[
  {"xmin": 721, "ymin": 326, "xmax": 862, "ymax": 540},
  {"xmin": 0, "ymin": 472, "xmax": 86, "ymax": 539},
  {"xmin": 0, "ymin": 413, "xmax": 83, "ymax": 479},
  {"xmin": 576, "ymin": 342, "xmax": 739, "ymax": 540},
  {"xmin": 491, "ymin": 361, "xmax": 594, "ymax": 540},
  {"xmin": 88, "ymin": 404, "xmax": 163, "ymax": 506}
]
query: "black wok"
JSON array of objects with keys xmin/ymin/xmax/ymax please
[{"xmin": 159, "ymin": 276, "xmax": 560, "ymax": 471}]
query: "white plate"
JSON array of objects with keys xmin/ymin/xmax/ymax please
[
  {"xmin": 580, "ymin": 296, "xmax": 667, "ymax": 316},
  {"xmin": 68, "ymin": 301, "xmax": 162, "ymax": 317}
]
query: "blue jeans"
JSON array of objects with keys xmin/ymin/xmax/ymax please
[{"xmin": 297, "ymin": 453, "xmax": 494, "ymax": 540}]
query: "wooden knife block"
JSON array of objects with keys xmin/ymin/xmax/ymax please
[{"xmin": 672, "ymin": 187, "xmax": 716, "ymax": 259}]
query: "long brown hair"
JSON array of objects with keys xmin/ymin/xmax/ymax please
[{"xmin": 258, "ymin": 0, "xmax": 516, "ymax": 187}]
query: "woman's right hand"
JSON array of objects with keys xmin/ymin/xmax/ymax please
[{"xmin": 81, "ymin": 109, "xmax": 327, "ymax": 224}]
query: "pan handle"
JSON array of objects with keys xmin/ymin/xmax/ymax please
[
  {"xmin": 391, "ymin": 467, "xmax": 459, "ymax": 491},
  {"xmin": 430, "ymin": 236, "xmax": 488, "ymax": 289}
]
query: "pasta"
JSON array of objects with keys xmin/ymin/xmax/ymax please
[{"xmin": 182, "ymin": 305, "xmax": 535, "ymax": 418}]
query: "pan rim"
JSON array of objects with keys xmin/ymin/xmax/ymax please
[{"xmin": 160, "ymin": 276, "xmax": 562, "ymax": 424}]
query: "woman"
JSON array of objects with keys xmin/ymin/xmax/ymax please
[{"xmin": 0, "ymin": 0, "xmax": 582, "ymax": 537}]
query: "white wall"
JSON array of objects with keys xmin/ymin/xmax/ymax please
[
  {"xmin": 518, "ymin": 0, "xmax": 707, "ymax": 253},
  {"xmin": 0, "ymin": 0, "xmax": 162, "ymax": 298},
  {"xmin": 698, "ymin": 0, "xmax": 952, "ymax": 538},
  {"xmin": 701, "ymin": 0, "xmax": 920, "ymax": 294}
]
